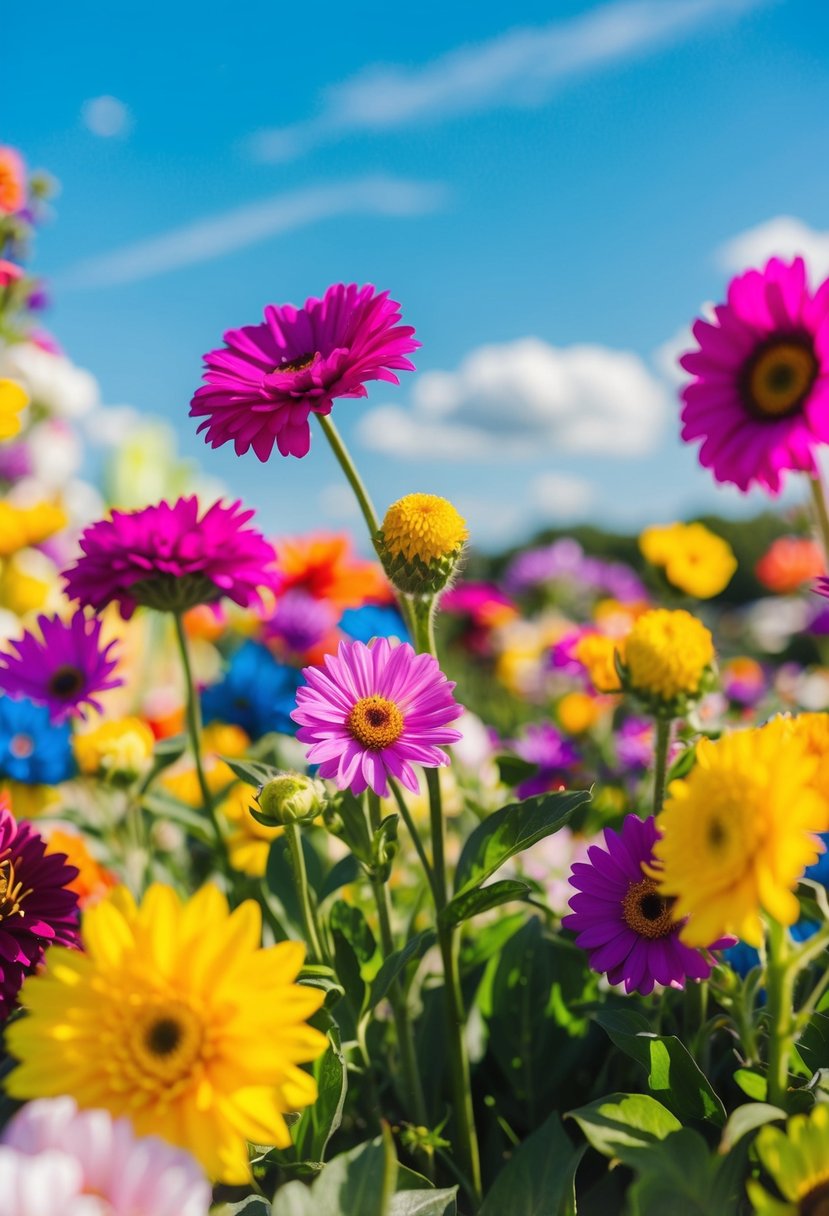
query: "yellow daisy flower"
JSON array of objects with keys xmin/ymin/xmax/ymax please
[
  {"xmin": 639, "ymin": 521, "xmax": 737, "ymax": 599},
  {"xmin": 652, "ymin": 725, "xmax": 824, "ymax": 947},
  {"xmin": 748, "ymin": 1104, "xmax": 829, "ymax": 1214},
  {"xmin": 0, "ymin": 378, "xmax": 28, "ymax": 441},
  {"xmin": 622, "ymin": 608, "xmax": 714, "ymax": 712},
  {"xmin": 5, "ymin": 882, "xmax": 327, "ymax": 1183},
  {"xmin": 770, "ymin": 712, "xmax": 829, "ymax": 831}
]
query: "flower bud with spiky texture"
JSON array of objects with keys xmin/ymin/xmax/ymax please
[
  {"xmin": 376, "ymin": 493, "xmax": 468, "ymax": 596},
  {"xmin": 616, "ymin": 608, "xmax": 716, "ymax": 719}
]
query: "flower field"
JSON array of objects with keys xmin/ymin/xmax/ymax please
[{"xmin": 2, "ymin": 145, "xmax": 829, "ymax": 1216}]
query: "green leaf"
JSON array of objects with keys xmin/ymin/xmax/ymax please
[
  {"xmin": 310, "ymin": 1132, "xmax": 398, "ymax": 1216},
  {"xmin": 389, "ymin": 1191, "xmax": 458, "ymax": 1216},
  {"xmin": 320, "ymin": 855, "xmax": 360, "ymax": 902},
  {"xmin": 367, "ymin": 930, "xmax": 437, "ymax": 1011},
  {"xmin": 595, "ymin": 1008, "xmax": 726, "ymax": 1126},
  {"xmin": 796, "ymin": 1011, "xmax": 829, "ymax": 1074},
  {"xmin": 567, "ymin": 1093, "xmax": 681, "ymax": 1167},
  {"xmin": 266, "ymin": 835, "xmax": 325, "ymax": 910},
  {"xmin": 222, "ymin": 755, "xmax": 280, "ymax": 788},
  {"xmin": 719, "ymin": 1102, "xmax": 786, "ymax": 1153},
  {"xmin": 626, "ymin": 1128, "xmax": 717, "ymax": 1216},
  {"xmin": 461, "ymin": 912, "xmax": 527, "ymax": 970},
  {"xmin": 140, "ymin": 791, "xmax": 215, "ymax": 844},
  {"xmin": 454, "ymin": 789, "xmax": 591, "ymax": 895},
  {"xmin": 293, "ymin": 1026, "xmax": 348, "ymax": 1163},
  {"xmin": 733, "ymin": 1069, "xmax": 768, "ymax": 1101},
  {"xmin": 495, "ymin": 753, "xmax": 539, "ymax": 786},
  {"xmin": 479, "ymin": 1112, "xmax": 583, "ymax": 1216},
  {"xmin": 439, "ymin": 880, "xmax": 530, "ymax": 929},
  {"xmin": 270, "ymin": 1183, "xmax": 314, "ymax": 1216},
  {"xmin": 665, "ymin": 744, "xmax": 697, "ymax": 784},
  {"xmin": 220, "ymin": 1199, "xmax": 273, "ymax": 1216},
  {"xmin": 149, "ymin": 733, "xmax": 187, "ymax": 774}
]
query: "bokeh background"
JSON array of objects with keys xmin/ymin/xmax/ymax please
[{"xmin": 6, "ymin": 0, "xmax": 828, "ymax": 548}]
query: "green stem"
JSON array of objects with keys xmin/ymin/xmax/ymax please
[
  {"xmin": 172, "ymin": 611, "xmax": 231, "ymax": 881},
  {"xmin": 765, "ymin": 919, "xmax": 796, "ymax": 1108},
  {"xmin": 425, "ymin": 766, "xmax": 482, "ymax": 1209},
  {"xmin": 316, "ymin": 413, "xmax": 381, "ymax": 537},
  {"xmin": 652, "ymin": 717, "xmax": 672, "ymax": 816},
  {"xmin": 283, "ymin": 822, "xmax": 326, "ymax": 964},
  {"xmin": 809, "ymin": 473, "xmax": 829, "ymax": 566},
  {"xmin": 388, "ymin": 775, "xmax": 438, "ymax": 905},
  {"xmin": 412, "ymin": 596, "xmax": 438, "ymax": 658}
]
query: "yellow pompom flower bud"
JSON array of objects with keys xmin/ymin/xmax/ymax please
[
  {"xmin": 620, "ymin": 608, "xmax": 715, "ymax": 715},
  {"xmin": 377, "ymin": 493, "xmax": 468, "ymax": 595}
]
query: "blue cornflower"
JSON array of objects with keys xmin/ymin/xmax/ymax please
[
  {"xmin": 201, "ymin": 640, "xmax": 302, "ymax": 738},
  {"xmin": 0, "ymin": 695, "xmax": 75, "ymax": 784},
  {"xmin": 338, "ymin": 603, "xmax": 409, "ymax": 645}
]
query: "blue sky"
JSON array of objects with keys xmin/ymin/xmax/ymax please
[{"xmin": 7, "ymin": 0, "xmax": 829, "ymax": 550}]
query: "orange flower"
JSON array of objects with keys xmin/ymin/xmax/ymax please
[
  {"xmin": 0, "ymin": 147, "xmax": 25, "ymax": 215},
  {"xmin": 275, "ymin": 533, "xmax": 390, "ymax": 610},
  {"xmin": 755, "ymin": 536, "xmax": 824, "ymax": 594},
  {"xmin": 44, "ymin": 828, "xmax": 117, "ymax": 908}
]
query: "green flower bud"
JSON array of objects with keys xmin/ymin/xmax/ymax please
[{"xmin": 256, "ymin": 773, "xmax": 327, "ymax": 825}]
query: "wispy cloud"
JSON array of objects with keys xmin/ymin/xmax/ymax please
[
  {"xmin": 55, "ymin": 175, "xmax": 447, "ymax": 290},
  {"xmin": 248, "ymin": 0, "xmax": 767, "ymax": 162},
  {"xmin": 718, "ymin": 215, "xmax": 829, "ymax": 280}
]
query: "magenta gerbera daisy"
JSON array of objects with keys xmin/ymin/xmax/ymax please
[
  {"xmin": 62, "ymin": 497, "xmax": 278, "ymax": 619},
  {"xmin": 0, "ymin": 611, "xmax": 121, "ymax": 724},
  {"xmin": 190, "ymin": 283, "xmax": 419, "ymax": 461},
  {"xmin": 291, "ymin": 637, "xmax": 462, "ymax": 798},
  {"xmin": 0, "ymin": 795, "xmax": 80, "ymax": 1019},
  {"xmin": 679, "ymin": 257, "xmax": 829, "ymax": 493},
  {"xmin": 562, "ymin": 814, "xmax": 732, "ymax": 996}
]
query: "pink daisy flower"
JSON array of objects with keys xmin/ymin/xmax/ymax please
[
  {"xmin": 1, "ymin": 1097, "xmax": 210, "ymax": 1215},
  {"xmin": 680, "ymin": 257, "xmax": 829, "ymax": 493},
  {"xmin": 62, "ymin": 496, "xmax": 277, "ymax": 619},
  {"xmin": 0, "ymin": 611, "xmax": 121, "ymax": 724},
  {"xmin": 291, "ymin": 638, "xmax": 462, "ymax": 798},
  {"xmin": 190, "ymin": 283, "xmax": 418, "ymax": 460}
]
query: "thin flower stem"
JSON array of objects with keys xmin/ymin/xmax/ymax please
[
  {"xmin": 765, "ymin": 918, "xmax": 796, "ymax": 1109},
  {"xmin": 366, "ymin": 792, "xmax": 431, "ymax": 1140},
  {"xmin": 316, "ymin": 413, "xmax": 381, "ymax": 537},
  {"xmin": 283, "ymin": 822, "xmax": 326, "ymax": 964},
  {"xmin": 412, "ymin": 596, "xmax": 438, "ymax": 659},
  {"xmin": 388, "ymin": 776, "xmax": 438, "ymax": 905},
  {"xmin": 171, "ymin": 611, "xmax": 232, "ymax": 882},
  {"xmin": 809, "ymin": 473, "xmax": 829, "ymax": 566},
  {"xmin": 652, "ymin": 717, "xmax": 672, "ymax": 817}
]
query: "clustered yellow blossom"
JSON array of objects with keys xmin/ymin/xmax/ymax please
[
  {"xmin": 622, "ymin": 608, "xmax": 715, "ymax": 709},
  {"xmin": 639, "ymin": 521, "xmax": 737, "ymax": 598},
  {"xmin": 74, "ymin": 716, "xmax": 156, "ymax": 784},
  {"xmin": 378, "ymin": 493, "xmax": 468, "ymax": 595},
  {"xmin": 652, "ymin": 723, "xmax": 824, "ymax": 947},
  {"xmin": 6, "ymin": 883, "xmax": 327, "ymax": 1183}
]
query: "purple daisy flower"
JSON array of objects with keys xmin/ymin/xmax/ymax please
[
  {"xmin": 0, "ymin": 795, "xmax": 80, "ymax": 1019},
  {"xmin": 562, "ymin": 814, "xmax": 732, "ymax": 995},
  {"xmin": 291, "ymin": 637, "xmax": 462, "ymax": 798},
  {"xmin": 190, "ymin": 283, "xmax": 419, "ymax": 461},
  {"xmin": 62, "ymin": 496, "xmax": 278, "ymax": 619},
  {"xmin": 0, "ymin": 611, "xmax": 121, "ymax": 724}
]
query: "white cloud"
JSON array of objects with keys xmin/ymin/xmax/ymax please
[
  {"xmin": 54, "ymin": 175, "xmax": 447, "ymax": 289},
  {"xmin": 358, "ymin": 337, "xmax": 668, "ymax": 461},
  {"xmin": 717, "ymin": 215, "xmax": 829, "ymax": 281},
  {"xmin": 248, "ymin": 0, "xmax": 767, "ymax": 162},
  {"xmin": 532, "ymin": 472, "xmax": 595, "ymax": 519},
  {"xmin": 81, "ymin": 95, "xmax": 132, "ymax": 138}
]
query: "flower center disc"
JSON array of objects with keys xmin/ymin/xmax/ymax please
[
  {"xmin": 742, "ymin": 338, "xmax": 818, "ymax": 418},
  {"xmin": 347, "ymin": 695, "xmax": 405, "ymax": 751},
  {"xmin": 130, "ymin": 1000, "xmax": 204, "ymax": 1084},
  {"xmin": 621, "ymin": 877, "xmax": 675, "ymax": 940},
  {"xmin": 48, "ymin": 664, "xmax": 85, "ymax": 699},
  {"xmin": 276, "ymin": 353, "xmax": 316, "ymax": 374},
  {"xmin": 0, "ymin": 856, "xmax": 30, "ymax": 921},
  {"xmin": 800, "ymin": 1179, "xmax": 829, "ymax": 1216}
]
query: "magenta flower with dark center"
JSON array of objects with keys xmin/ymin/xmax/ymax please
[
  {"xmin": 62, "ymin": 497, "xmax": 278, "ymax": 619},
  {"xmin": 0, "ymin": 611, "xmax": 121, "ymax": 724},
  {"xmin": 190, "ymin": 283, "xmax": 419, "ymax": 461},
  {"xmin": 563, "ymin": 814, "xmax": 732, "ymax": 995},
  {"xmin": 291, "ymin": 637, "xmax": 462, "ymax": 798},
  {"xmin": 0, "ymin": 796, "xmax": 80, "ymax": 1019},
  {"xmin": 680, "ymin": 257, "xmax": 829, "ymax": 493}
]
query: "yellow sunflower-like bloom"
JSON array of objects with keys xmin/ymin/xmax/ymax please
[
  {"xmin": 219, "ymin": 781, "xmax": 283, "ymax": 877},
  {"xmin": 748, "ymin": 1104, "xmax": 829, "ymax": 1214},
  {"xmin": 622, "ymin": 608, "xmax": 715, "ymax": 711},
  {"xmin": 5, "ymin": 882, "xmax": 327, "ymax": 1182},
  {"xmin": 769, "ymin": 712, "xmax": 829, "ymax": 831},
  {"xmin": 574, "ymin": 633, "xmax": 623, "ymax": 693},
  {"xmin": 73, "ymin": 716, "xmax": 156, "ymax": 784},
  {"xmin": 652, "ymin": 726, "xmax": 824, "ymax": 947},
  {"xmin": 639, "ymin": 521, "xmax": 737, "ymax": 599},
  {"xmin": 377, "ymin": 493, "xmax": 468, "ymax": 595},
  {"xmin": 0, "ymin": 378, "xmax": 28, "ymax": 441}
]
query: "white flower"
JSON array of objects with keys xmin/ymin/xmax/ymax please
[{"xmin": 0, "ymin": 344, "xmax": 99, "ymax": 418}]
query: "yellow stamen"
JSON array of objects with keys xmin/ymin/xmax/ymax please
[{"xmin": 347, "ymin": 695, "xmax": 404, "ymax": 750}]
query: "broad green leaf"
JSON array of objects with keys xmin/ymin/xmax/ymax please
[
  {"xmin": 626, "ymin": 1128, "xmax": 717, "ymax": 1216},
  {"xmin": 222, "ymin": 755, "xmax": 280, "ymax": 788},
  {"xmin": 796, "ymin": 1011, "xmax": 829, "ymax": 1074},
  {"xmin": 595, "ymin": 1008, "xmax": 726, "ymax": 1126},
  {"xmin": 368, "ymin": 930, "xmax": 437, "ymax": 1011},
  {"xmin": 329, "ymin": 901, "xmax": 376, "ymax": 1016},
  {"xmin": 270, "ymin": 1183, "xmax": 314, "ymax": 1216},
  {"xmin": 461, "ymin": 911, "xmax": 527, "ymax": 970},
  {"xmin": 439, "ymin": 880, "xmax": 530, "ymax": 929},
  {"xmin": 454, "ymin": 789, "xmax": 591, "ymax": 895},
  {"xmin": 311, "ymin": 1132, "xmax": 398, "ymax": 1216},
  {"xmin": 733, "ymin": 1069, "xmax": 767, "ymax": 1101},
  {"xmin": 292, "ymin": 1026, "xmax": 348, "ymax": 1163},
  {"xmin": 479, "ymin": 1112, "xmax": 583, "ymax": 1216},
  {"xmin": 320, "ymin": 855, "xmax": 360, "ymax": 902},
  {"xmin": 719, "ymin": 1102, "xmax": 785, "ymax": 1153},
  {"xmin": 567, "ymin": 1093, "xmax": 681, "ymax": 1167},
  {"xmin": 495, "ymin": 753, "xmax": 538, "ymax": 786},
  {"xmin": 389, "ymin": 1190, "xmax": 458, "ymax": 1215}
]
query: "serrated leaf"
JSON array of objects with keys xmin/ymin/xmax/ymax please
[
  {"xmin": 454, "ymin": 789, "xmax": 591, "ymax": 895},
  {"xmin": 479, "ymin": 1112, "xmax": 583, "ymax": 1216},
  {"xmin": 439, "ymin": 880, "xmax": 530, "ymax": 929},
  {"xmin": 368, "ymin": 930, "xmax": 437, "ymax": 1011}
]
